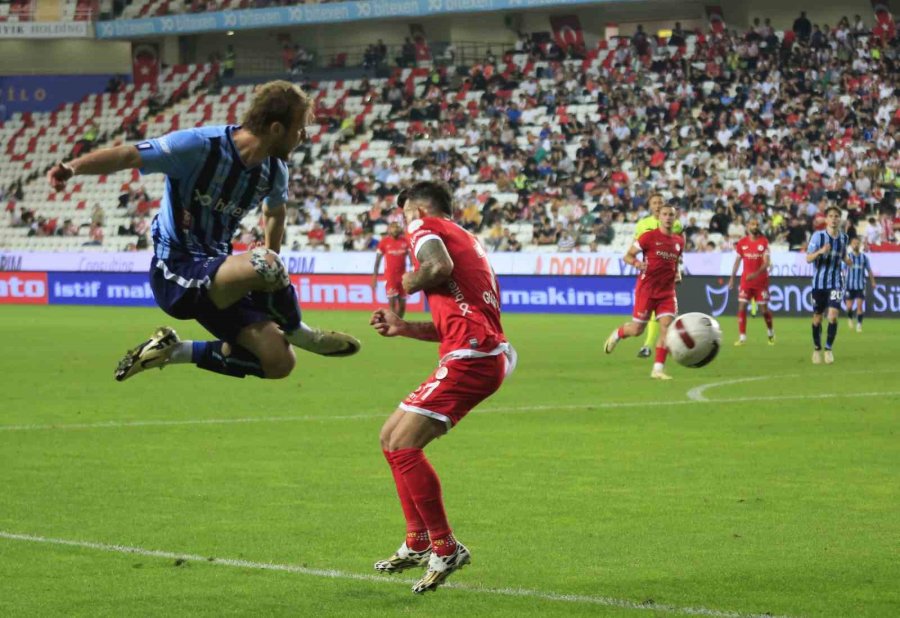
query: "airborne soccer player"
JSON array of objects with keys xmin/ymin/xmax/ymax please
[
  {"xmin": 369, "ymin": 181, "xmax": 516, "ymax": 594},
  {"xmin": 605, "ymin": 202, "xmax": 684, "ymax": 380},
  {"xmin": 46, "ymin": 80, "xmax": 359, "ymax": 382},
  {"xmin": 806, "ymin": 205, "xmax": 852, "ymax": 365},
  {"xmin": 633, "ymin": 193, "xmax": 684, "ymax": 358},
  {"xmin": 843, "ymin": 236, "xmax": 877, "ymax": 332},
  {"xmin": 372, "ymin": 219, "xmax": 411, "ymax": 318},
  {"xmin": 728, "ymin": 217, "xmax": 775, "ymax": 345}
]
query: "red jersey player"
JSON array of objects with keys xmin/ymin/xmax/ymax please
[
  {"xmin": 728, "ymin": 217, "xmax": 775, "ymax": 345},
  {"xmin": 369, "ymin": 182, "xmax": 516, "ymax": 594},
  {"xmin": 604, "ymin": 203, "xmax": 684, "ymax": 380},
  {"xmin": 372, "ymin": 221, "xmax": 411, "ymax": 317}
]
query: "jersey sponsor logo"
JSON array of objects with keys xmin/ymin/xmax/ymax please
[
  {"xmin": 447, "ymin": 278, "xmax": 471, "ymax": 316},
  {"xmin": 0, "ymin": 272, "xmax": 48, "ymax": 304},
  {"xmin": 192, "ymin": 189, "xmax": 245, "ymax": 218}
]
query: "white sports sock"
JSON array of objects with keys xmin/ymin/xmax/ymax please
[
  {"xmin": 739, "ymin": 334, "xmax": 747, "ymax": 342},
  {"xmin": 653, "ymin": 362, "xmax": 665, "ymax": 373},
  {"xmin": 169, "ymin": 341, "xmax": 194, "ymax": 364},
  {"xmin": 767, "ymin": 329, "xmax": 774, "ymax": 337}
]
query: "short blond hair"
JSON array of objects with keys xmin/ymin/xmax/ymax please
[{"xmin": 242, "ymin": 80, "xmax": 312, "ymax": 135}]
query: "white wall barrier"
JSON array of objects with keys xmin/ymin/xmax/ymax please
[{"xmin": 2, "ymin": 250, "xmax": 900, "ymax": 277}]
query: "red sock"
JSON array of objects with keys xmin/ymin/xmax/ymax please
[
  {"xmin": 390, "ymin": 448, "xmax": 455, "ymax": 554},
  {"xmin": 617, "ymin": 326, "xmax": 626, "ymax": 339},
  {"xmin": 738, "ymin": 308, "xmax": 747, "ymax": 335},
  {"xmin": 383, "ymin": 450, "xmax": 428, "ymax": 549},
  {"xmin": 763, "ymin": 310, "xmax": 773, "ymax": 330},
  {"xmin": 655, "ymin": 346, "xmax": 668, "ymax": 364}
]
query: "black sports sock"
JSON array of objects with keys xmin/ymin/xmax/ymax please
[
  {"xmin": 826, "ymin": 321, "xmax": 838, "ymax": 349},
  {"xmin": 253, "ymin": 284, "xmax": 302, "ymax": 333},
  {"xmin": 195, "ymin": 341, "xmax": 265, "ymax": 378},
  {"xmin": 812, "ymin": 323, "xmax": 822, "ymax": 350}
]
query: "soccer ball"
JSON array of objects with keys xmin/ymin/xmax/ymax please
[{"xmin": 665, "ymin": 312, "xmax": 722, "ymax": 368}]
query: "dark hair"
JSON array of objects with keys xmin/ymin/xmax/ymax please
[
  {"xmin": 402, "ymin": 181, "xmax": 453, "ymax": 216},
  {"xmin": 242, "ymin": 80, "xmax": 311, "ymax": 135},
  {"xmin": 825, "ymin": 205, "xmax": 842, "ymax": 217}
]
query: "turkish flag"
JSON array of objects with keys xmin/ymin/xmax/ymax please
[
  {"xmin": 132, "ymin": 43, "xmax": 160, "ymax": 88},
  {"xmin": 550, "ymin": 15, "xmax": 585, "ymax": 53}
]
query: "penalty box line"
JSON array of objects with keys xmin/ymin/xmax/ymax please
[
  {"xmin": 0, "ymin": 530, "xmax": 791, "ymax": 618},
  {"xmin": 0, "ymin": 390, "xmax": 898, "ymax": 432}
]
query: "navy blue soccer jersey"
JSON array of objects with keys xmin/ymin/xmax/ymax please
[
  {"xmin": 845, "ymin": 251, "xmax": 871, "ymax": 291},
  {"xmin": 137, "ymin": 125, "xmax": 289, "ymax": 260},
  {"xmin": 807, "ymin": 230, "xmax": 849, "ymax": 291}
]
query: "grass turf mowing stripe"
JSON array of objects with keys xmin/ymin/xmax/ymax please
[
  {"xmin": 0, "ymin": 390, "xmax": 898, "ymax": 432},
  {"xmin": 0, "ymin": 530, "xmax": 792, "ymax": 618},
  {"xmin": 0, "ymin": 384, "xmax": 900, "ymax": 431}
]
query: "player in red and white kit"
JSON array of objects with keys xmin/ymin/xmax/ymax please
[
  {"xmin": 604, "ymin": 203, "xmax": 684, "ymax": 380},
  {"xmin": 369, "ymin": 181, "xmax": 516, "ymax": 594},
  {"xmin": 728, "ymin": 217, "xmax": 775, "ymax": 345},
  {"xmin": 372, "ymin": 221, "xmax": 411, "ymax": 317}
]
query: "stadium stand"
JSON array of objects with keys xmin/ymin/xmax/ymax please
[{"xmin": 1, "ymin": 16, "xmax": 899, "ymax": 253}]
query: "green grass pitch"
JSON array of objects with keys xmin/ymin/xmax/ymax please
[{"xmin": 0, "ymin": 306, "xmax": 897, "ymax": 617}]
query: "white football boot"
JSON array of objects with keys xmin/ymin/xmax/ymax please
[
  {"xmin": 374, "ymin": 542, "xmax": 432, "ymax": 574},
  {"xmin": 115, "ymin": 327, "xmax": 180, "ymax": 382},
  {"xmin": 411, "ymin": 542, "xmax": 471, "ymax": 594},
  {"xmin": 285, "ymin": 326, "xmax": 360, "ymax": 357}
]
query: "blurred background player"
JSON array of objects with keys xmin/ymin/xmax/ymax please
[
  {"xmin": 369, "ymin": 181, "xmax": 516, "ymax": 594},
  {"xmin": 844, "ymin": 237, "xmax": 877, "ymax": 333},
  {"xmin": 806, "ymin": 206, "xmax": 852, "ymax": 365},
  {"xmin": 728, "ymin": 217, "xmax": 775, "ymax": 345},
  {"xmin": 633, "ymin": 194, "xmax": 683, "ymax": 358},
  {"xmin": 372, "ymin": 219, "xmax": 411, "ymax": 318},
  {"xmin": 605, "ymin": 203, "xmax": 684, "ymax": 380},
  {"xmin": 47, "ymin": 80, "xmax": 359, "ymax": 382}
]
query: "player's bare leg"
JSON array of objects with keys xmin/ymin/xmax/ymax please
[
  {"xmin": 735, "ymin": 301, "xmax": 749, "ymax": 346},
  {"xmin": 605, "ymin": 321, "xmax": 646, "ymax": 354},
  {"xmin": 377, "ymin": 409, "xmax": 471, "ymax": 593},
  {"xmin": 651, "ymin": 315, "xmax": 674, "ymax": 380},
  {"xmin": 811, "ymin": 311, "xmax": 824, "ymax": 364},
  {"xmin": 853, "ymin": 298, "xmax": 864, "ymax": 332},
  {"xmin": 823, "ymin": 307, "xmax": 839, "ymax": 364},
  {"xmin": 389, "ymin": 295, "xmax": 407, "ymax": 319},
  {"xmin": 211, "ymin": 249, "xmax": 359, "ymax": 357},
  {"xmin": 638, "ymin": 314, "xmax": 657, "ymax": 358},
  {"xmin": 846, "ymin": 299, "xmax": 855, "ymax": 329},
  {"xmin": 760, "ymin": 301, "xmax": 775, "ymax": 344}
]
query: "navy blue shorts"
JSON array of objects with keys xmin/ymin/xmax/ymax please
[
  {"xmin": 844, "ymin": 289, "xmax": 865, "ymax": 301},
  {"xmin": 811, "ymin": 288, "xmax": 843, "ymax": 314},
  {"xmin": 150, "ymin": 255, "xmax": 280, "ymax": 343}
]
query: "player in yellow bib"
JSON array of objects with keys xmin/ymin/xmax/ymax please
[{"xmin": 633, "ymin": 194, "xmax": 684, "ymax": 358}]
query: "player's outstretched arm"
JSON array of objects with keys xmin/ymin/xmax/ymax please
[
  {"xmin": 402, "ymin": 238, "xmax": 454, "ymax": 294},
  {"xmin": 372, "ymin": 252, "xmax": 383, "ymax": 290},
  {"xmin": 623, "ymin": 243, "xmax": 647, "ymax": 272},
  {"xmin": 263, "ymin": 202, "xmax": 286, "ymax": 253},
  {"xmin": 48, "ymin": 145, "xmax": 142, "ymax": 192},
  {"xmin": 370, "ymin": 309, "xmax": 439, "ymax": 341}
]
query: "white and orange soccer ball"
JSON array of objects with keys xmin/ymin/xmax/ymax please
[{"xmin": 666, "ymin": 312, "xmax": 722, "ymax": 368}]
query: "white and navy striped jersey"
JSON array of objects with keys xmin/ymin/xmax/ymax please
[
  {"xmin": 137, "ymin": 126, "xmax": 288, "ymax": 260},
  {"xmin": 807, "ymin": 230, "xmax": 849, "ymax": 290}
]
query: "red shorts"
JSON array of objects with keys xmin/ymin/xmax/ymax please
[
  {"xmin": 632, "ymin": 289, "xmax": 677, "ymax": 322},
  {"xmin": 385, "ymin": 276, "xmax": 407, "ymax": 299},
  {"xmin": 739, "ymin": 284, "xmax": 769, "ymax": 303},
  {"xmin": 400, "ymin": 350, "xmax": 514, "ymax": 428}
]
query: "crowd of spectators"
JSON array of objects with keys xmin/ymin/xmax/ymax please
[{"xmin": 261, "ymin": 11, "xmax": 900, "ymax": 253}]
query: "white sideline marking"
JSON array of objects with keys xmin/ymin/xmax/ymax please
[
  {"xmin": 1, "ymin": 391, "xmax": 898, "ymax": 433},
  {"xmin": 0, "ymin": 530, "xmax": 791, "ymax": 618}
]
